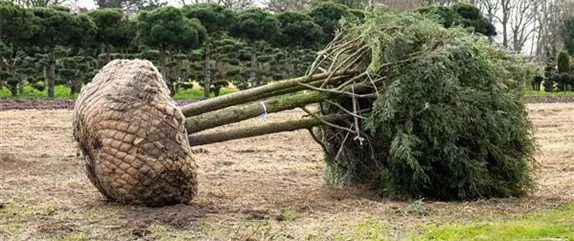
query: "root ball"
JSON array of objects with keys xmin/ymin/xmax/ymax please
[{"xmin": 72, "ymin": 59, "xmax": 198, "ymax": 207}]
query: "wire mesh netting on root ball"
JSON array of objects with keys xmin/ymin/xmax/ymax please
[{"xmin": 307, "ymin": 8, "xmax": 537, "ymax": 201}]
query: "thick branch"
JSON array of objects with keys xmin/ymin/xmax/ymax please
[
  {"xmin": 180, "ymin": 70, "xmax": 355, "ymax": 117},
  {"xmin": 237, "ymin": 75, "xmax": 348, "ymax": 104},
  {"xmin": 187, "ymin": 114, "xmax": 349, "ymax": 146},
  {"xmin": 185, "ymin": 91, "xmax": 332, "ymax": 133},
  {"xmin": 184, "ymin": 80, "xmax": 377, "ymax": 134}
]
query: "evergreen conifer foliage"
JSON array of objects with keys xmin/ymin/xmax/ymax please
[{"xmin": 309, "ymin": 9, "xmax": 536, "ymax": 201}]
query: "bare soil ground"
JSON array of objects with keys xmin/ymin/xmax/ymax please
[
  {"xmin": 1, "ymin": 95, "xmax": 573, "ymax": 111},
  {"xmin": 0, "ymin": 101, "xmax": 573, "ymax": 240},
  {"xmin": 0, "ymin": 98, "xmax": 203, "ymax": 111}
]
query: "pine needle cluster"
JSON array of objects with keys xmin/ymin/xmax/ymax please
[{"xmin": 313, "ymin": 8, "xmax": 537, "ymax": 201}]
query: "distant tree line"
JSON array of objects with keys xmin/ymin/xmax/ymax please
[
  {"xmin": 527, "ymin": 14, "xmax": 574, "ymax": 92},
  {"xmin": 531, "ymin": 47, "xmax": 574, "ymax": 92},
  {"xmin": 0, "ymin": 0, "xmax": 495, "ymax": 98}
]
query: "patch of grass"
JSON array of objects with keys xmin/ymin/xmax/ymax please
[
  {"xmin": 145, "ymin": 221, "xmax": 280, "ymax": 240},
  {"xmin": 525, "ymin": 90, "xmax": 574, "ymax": 97},
  {"xmin": 349, "ymin": 217, "xmax": 389, "ymax": 240},
  {"xmin": 410, "ymin": 203, "xmax": 574, "ymax": 240},
  {"xmin": 0, "ymin": 202, "xmax": 35, "ymax": 237},
  {"xmin": 322, "ymin": 203, "xmax": 574, "ymax": 240},
  {"xmin": 173, "ymin": 87, "xmax": 238, "ymax": 99},
  {"xmin": 53, "ymin": 233, "xmax": 92, "ymax": 241},
  {"xmin": 0, "ymin": 85, "xmax": 238, "ymax": 99},
  {"xmin": 0, "ymin": 85, "xmax": 78, "ymax": 98}
]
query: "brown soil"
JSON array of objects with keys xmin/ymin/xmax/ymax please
[
  {"xmin": 0, "ymin": 97, "xmax": 204, "ymax": 111},
  {"xmin": 523, "ymin": 95, "xmax": 574, "ymax": 103},
  {"xmin": 1, "ymin": 95, "xmax": 573, "ymax": 111},
  {"xmin": 0, "ymin": 102, "xmax": 573, "ymax": 240}
]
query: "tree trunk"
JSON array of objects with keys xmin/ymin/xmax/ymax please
[
  {"xmin": 106, "ymin": 43, "xmax": 112, "ymax": 63},
  {"xmin": 159, "ymin": 48, "xmax": 174, "ymax": 96},
  {"xmin": 160, "ymin": 47, "xmax": 167, "ymax": 80},
  {"xmin": 18, "ymin": 79, "xmax": 25, "ymax": 96},
  {"xmin": 530, "ymin": 16, "xmax": 537, "ymax": 57},
  {"xmin": 204, "ymin": 43, "xmax": 211, "ymax": 98},
  {"xmin": 213, "ymin": 86, "xmax": 221, "ymax": 97},
  {"xmin": 250, "ymin": 41, "xmax": 257, "ymax": 87},
  {"xmin": 70, "ymin": 74, "xmax": 81, "ymax": 96},
  {"xmin": 212, "ymin": 54, "xmax": 222, "ymax": 96},
  {"xmin": 43, "ymin": 66, "xmax": 47, "ymax": 86},
  {"xmin": 286, "ymin": 50, "xmax": 294, "ymax": 78},
  {"xmin": 185, "ymin": 91, "xmax": 331, "ymax": 134},
  {"xmin": 48, "ymin": 50, "xmax": 56, "ymax": 98},
  {"xmin": 500, "ymin": 0, "xmax": 510, "ymax": 49},
  {"xmin": 188, "ymin": 114, "xmax": 348, "ymax": 146},
  {"xmin": 293, "ymin": 61, "xmax": 299, "ymax": 78},
  {"xmin": 502, "ymin": 19, "xmax": 509, "ymax": 48},
  {"xmin": 9, "ymin": 84, "xmax": 17, "ymax": 97},
  {"xmin": 180, "ymin": 70, "xmax": 355, "ymax": 117}
]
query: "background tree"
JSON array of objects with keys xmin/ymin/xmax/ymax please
[
  {"xmin": 97, "ymin": 0, "xmax": 167, "ymax": 14},
  {"xmin": 28, "ymin": 7, "xmax": 96, "ymax": 97},
  {"xmin": 0, "ymin": 1, "xmax": 35, "ymax": 45},
  {"xmin": 265, "ymin": 0, "xmax": 312, "ymax": 11},
  {"xmin": 275, "ymin": 10, "xmax": 323, "ymax": 78},
  {"xmin": 0, "ymin": 2, "xmax": 35, "ymax": 95},
  {"xmin": 508, "ymin": 0, "xmax": 536, "ymax": 52},
  {"xmin": 416, "ymin": 3, "xmax": 496, "ymax": 37},
  {"xmin": 531, "ymin": 72, "xmax": 543, "ymax": 91},
  {"xmin": 543, "ymin": 60, "xmax": 555, "ymax": 92},
  {"xmin": 311, "ymin": 0, "xmax": 429, "ymax": 11},
  {"xmin": 136, "ymin": 6, "xmax": 207, "ymax": 94},
  {"xmin": 309, "ymin": 2, "xmax": 350, "ymax": 44},
  {"xmin": 311, "ymin": 0, "xmax": 365, "ymax": 9},
  {"xmin": 183, "ymin": 3, "xmax": 236, "ymax": 98},
  {"xmin": 555, "ymin": 48, "xmax": 570, "ymax": 91},
  {"xmin": 557, "ymin": 48, "xmax": 570, "ymax": 74},
  {"xmin": 562, "ymin": 16, "xmax": 574, "ymax": 55},
  {"xmin": 87, "ymin": 8, "xmax": 135, "ymax": 63},
  {"xmin": 452, "ymin": 3, "xmax": 496, "ymax": 36},
  {"xmin": 209, "ymin": 38, "xmax": 240, "ymax": 96},
  {"xmin": 0, "ymin": 45, "xmax": 27, "ymax": 96},
  {"xmin": 532, "ymin": 0, "xmax": 573, "ymax": 61},
  {"xmin": 10, "ymin": 0, "xmax": 71, "ymax": 8},
  {"xmin": 231, "ymin": 8, "xmax": 279, "ymax": 87},
  {"xmin": 180, "ymin": 0, "xmax": 254, "ymax": 10}
]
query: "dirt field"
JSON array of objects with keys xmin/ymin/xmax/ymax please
[{"xmin": 1, "ymin": 100, "xmax": 573, "ymax": 240}]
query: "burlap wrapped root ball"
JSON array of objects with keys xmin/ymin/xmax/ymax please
[{"xmin": 72, "ymin": 59, "xmax": 198, "ymax": 206}]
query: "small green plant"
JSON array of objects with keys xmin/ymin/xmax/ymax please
[
  {"xmin": 406, "ymin": 199, "xmax": 429, "ymax": 215},
  {"xmin": 282, "ymin": 209, "xmax": 298, "ymax": 221}
]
